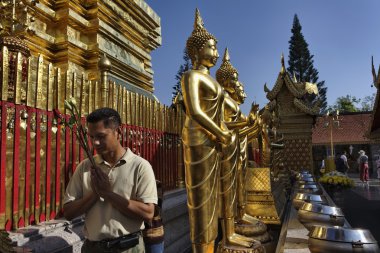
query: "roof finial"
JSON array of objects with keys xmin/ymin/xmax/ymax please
[
  {"xmin": 372, "ymin": 56, "xmax": 380, "ymax": 88},
  {"xmin": 280, "ymin": 53, "xmax": 285, "ymax": 74},
  {"xmin": 223, "ymin": 47, "xmax": 230, "ymax": 62},
  {"xmin": 194, "ymin": 8, "xmax": 204, "ymax": 30},
  {"xmin": 264, "ymin": 83, "xmax": 270, "ymax": 93},
  {"xmin": 293, "ymin": 72, "xmax": 298, "ymax": 83},
  {"xmin": 372, "ymin": 56, "xmax": 376, "ymax": 81}
]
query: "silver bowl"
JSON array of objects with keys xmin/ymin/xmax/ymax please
[
  {"xmin": 296, "ymin": 174, "xmax": 314, "ymax": 181},
  {"xmin": 296, "ymin": 187, "xmax": 322, "ymax": 194},
  {"xmin": 298, "ymin": 203, "xmax": 344, "ymax": 230},
  {"xmin": 296, "ymin": 184, "xmax": 322, "ymax": 194},
  {"xmin": 296, "ymin": 181, "xmax": 318, "ymax": 187},
  {"xmin": 309, "ymin": 225, "xmax": 379, "ymax": 253},
  {"xmin": 292, "ymin": 193, "xmax": 327, "ymax": 210},
  {"xmin": 296, "ymin": 177, "xmax": 315, "ymax": 183}
]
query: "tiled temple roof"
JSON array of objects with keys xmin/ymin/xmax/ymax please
[{"xmin": 312, "ymin": 112, "xmax": 371, "ymax": 145}]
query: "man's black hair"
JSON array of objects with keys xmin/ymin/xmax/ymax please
[{"xmin": 86, "ymin": 107, "xmax": 121, "ymax": 129}]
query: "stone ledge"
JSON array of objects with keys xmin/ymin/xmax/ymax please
[
  {"xmin": 162, "ymin": 188, "xmax": 188, "ymax": 223},
  {"xmin": 0, "ymin": 217, "xmax": 84, "ymax": 253}
]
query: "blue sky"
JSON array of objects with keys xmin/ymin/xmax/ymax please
[{"xmin": 146, "ymin": 0, "xmax": 380, "ymax": 114}]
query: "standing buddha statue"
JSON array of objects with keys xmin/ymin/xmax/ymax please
[
  {"xmin": 181, "ymin": 9, "xmax": 232, "ymax": 253},
  {"xmin": 215, "ymin": 48, "xmax": 266, "ymax": 253}
]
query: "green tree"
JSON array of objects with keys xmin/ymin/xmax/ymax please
[
  {"xmin": 172, "ymin": 48, "xmax": 191, "ymax": 102},
  {"xmin": 287, "ymin": 14, "xmax": 328, "ymax": 112},
  {"xmin": 328, "ymin": 95, "xmax": 360, "ymax": 112},
  {"xmin": 360, "ymin": 93, "xmax": 375, "ymax": 111}
]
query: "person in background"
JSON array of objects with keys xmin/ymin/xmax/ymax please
[
  {"xmin": 340, "ymin": 151, "xmax": 350, "ymax": 174},
  {"xmin": 320, "ymin": 158, "xmax": 326, "ymax": 174},
  {"xmin": 358, "ymin": 150, "xmax": 369, "ymax": 187},
  {"xmin": 143, "ymin": 180, "xmax": 165, "ymax": 253},
  {"xmin": 63, "ymin": 107, "xmax": 158, "ymax": 253},
  {"xmin": 376, "ymin": 156, "xmax": 380, "ymax": 181}
]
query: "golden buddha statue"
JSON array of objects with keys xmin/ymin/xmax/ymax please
[
  {"xmin": 215, "ymin": 49, "xmax": 266, "ymax": 252},
  {"xmin": 215, "ymin": 48, "xmax": 255, "ymax": 248},
  {"xmin": 234, "ymin": 101, "xmax": 271, "ymax": 241},
  {"xmin": 181, "ymin": 9, "xmax": 233, "ymax": 253}
]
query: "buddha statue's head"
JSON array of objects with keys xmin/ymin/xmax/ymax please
[
  {"xmin": 186, "ymin": 9, "xmax": 219, "ymax": 68},
  {"xmin": 235, "ymin": 81, "xmax": 247, "ymax": 105},
  {"xmin": 216, "ymin": 48, "xmax": 240, "ymax": 96}
]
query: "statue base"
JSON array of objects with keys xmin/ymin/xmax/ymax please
[
  {"xmin": 235, "ymin": 222, "xmax": 271, "ymax": 243},
  {"xmin": 216, "ymin": 241, "xmax": 265, "ymax": 253},
  {"xmin": 245, "ymin": 167, "xmax": 287, "ymax": 225}
]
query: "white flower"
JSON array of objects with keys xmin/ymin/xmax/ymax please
[
  {"xmin": 64, "ymin": 100, "xmax": 72, "ymax": 111},
  {"xmin": 68, "ymin": 97, "xmax": 77, "ymax": 107}
]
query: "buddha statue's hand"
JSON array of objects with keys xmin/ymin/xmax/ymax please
[
  {"xmin": 219, "ymin": 130, "xmax": 233, "ymax": 145},
  {"xmin": 247, "ymin": 112, "xmax": 256, "ymax": 126}
]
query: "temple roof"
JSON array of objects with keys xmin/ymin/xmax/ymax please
[
  {"xmin": 312, "ymin": 112, "xmax": 371, "ymax": 145},
  {"xmin": 265, "ymin": 72, "xmax": 307, "ymax": 101},
  {"xmin": 264, "ymin": 56, "xmax": 320, "ymax": 116}
]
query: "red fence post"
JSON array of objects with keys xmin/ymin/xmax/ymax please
[
  {"xmin": 53, "ymin": 114, "xmax": 61, "ymax": 219},
  {"xmin": 25, "ymin": 107, "xmax": 33, "ymax": 225},
  {"xmin": 34, "ymin": 109, "xmax": 42, "ymax": 223},
  {"xmin": 0, "ymin": 101, "xmax": 7, "ymax": 229},
  {"xmin": 45, "ymin": 111, "xmax": 53, "ymax": 220},
  {"xmin": 65, "ymin": 115, "xmax": 70, "ymax": 188}
]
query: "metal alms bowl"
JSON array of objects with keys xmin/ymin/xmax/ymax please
[
  {"xmin": 308, "ymin": 225, "xmax": 380, "ymax": 253},
  {"xmin": 296, "ymin": 177, "xmax": 315, "ymax": 183},
  {"xmin": 295, "ymin": 181, "xmax": 318, "ymax": 188},
  {"xmin": 296, "ymin": 184, "xmax": 323, "ymax": 194},
  {"xmin": 292, "ymin": 193, "xmax": 327, "ymax": 210},
  {"xmin": 296, "ymin": 173, "xmax": 314, "ymax": 181},
  {"xmin": 298, "ymin": 202, "xmax": 345, "ymax": 230}
]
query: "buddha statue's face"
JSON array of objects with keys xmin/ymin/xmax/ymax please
[
  {"xmin": 235, "ymin": 81, "xmax": 247, "ymax": 105},
  {"xmin": 224, "ymin": 72, "xmax": 239, "ymax": 95},
  {"xmin": 197, "ymin": 39, "xmax": 219, "ymax": 68}
]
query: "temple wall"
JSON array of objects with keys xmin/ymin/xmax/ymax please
[
  {"xmin": 276, "ymin": 88, "xmax": 315, "ymax": 172},
  {"xmin": 24, "ymin": 0, "xmax": 161, "ymax": 92}
]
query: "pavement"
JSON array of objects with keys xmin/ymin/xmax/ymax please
[{"xmin": 338, "ymin": 173, "xmax": 380, "ymax": 243}]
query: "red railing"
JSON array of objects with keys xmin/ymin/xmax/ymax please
[{"xmin": 0, "ymin": 101, "xmax": 179, "ymax": 230}]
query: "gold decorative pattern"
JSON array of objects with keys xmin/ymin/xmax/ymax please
[
  {"xmin": 282, "ymin": 138, "xmax": 312, "ymax": 171},
  {"xmin": 217, "ymin": 243, "xmax": 265, "ymax": 253},
  {"xmin": 245, "ymin": 167, "xmax": 285, "ymax": 225},
  {"xmin": 246, "ymin": 167, "xmax": 270, "ymax": 192}
]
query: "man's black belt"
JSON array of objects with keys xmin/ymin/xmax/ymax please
[{"xmin": 92, "ymin": 231, "xmax": 141, "ymax": 249}]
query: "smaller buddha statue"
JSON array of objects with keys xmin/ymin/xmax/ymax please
[{"xmin": 215, "ymin": 49, "xmax": 266, "ymax": 253}]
